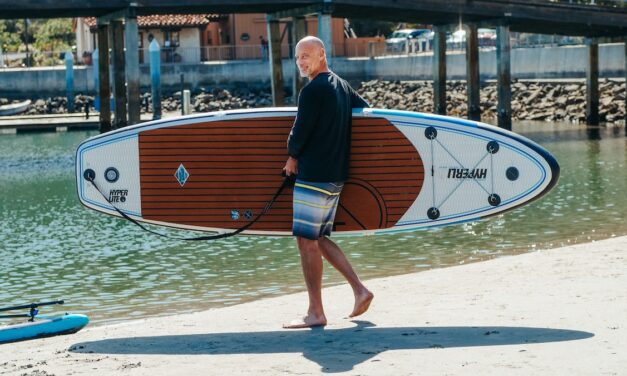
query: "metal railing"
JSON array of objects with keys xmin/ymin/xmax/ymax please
[
  {"xmin": 137, "ymin": 44, "xmax": 293, "ymax": 64},
  {"xmin": 0, "ymin": 50, "xmax": 78, "ymax": 68}
]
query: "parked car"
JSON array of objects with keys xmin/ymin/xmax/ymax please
[
  {"xmin": 446, "ymin": 28, "xmax": 497, "ymax": 49},
  {"xmin": 386, "ymin": 29, "xmax": 431, "ymax": 52},
  {"xmin": 478, "ymin": 28, "xmax": 497, "ymax": 47}
]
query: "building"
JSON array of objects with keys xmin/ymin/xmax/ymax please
[
  {"xmin": 75, "ymin": 14, "xmax": 353, "ymax": 64},
  {"xmin": 76, "ymin": 14, "xmax": 225, "ymax": 64}
]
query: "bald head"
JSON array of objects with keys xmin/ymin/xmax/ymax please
[
  {"xmin": 295, "ymin": 36, "xmax": 329, "ymax": 80},
  {"xmin": 295, "ymin": 36, "xmax": 326, "ymax": 52}
]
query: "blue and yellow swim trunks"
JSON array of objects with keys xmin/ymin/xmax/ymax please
[{"xmin": 292, "ymin": 179, "xmax": 344, "ymax": 240}]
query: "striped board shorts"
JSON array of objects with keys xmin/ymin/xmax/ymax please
[{"xmin": 292, "ymin": 179, "xmax": 344, "ymax": 240}]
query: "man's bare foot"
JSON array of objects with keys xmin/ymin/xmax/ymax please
[
  {"xmin": 283, "ymin": 313, "xmax": 327, "ymax": 329},
  {"xmin": 349, "ymin": 289, "xmax": 374, "ymax": 318}
]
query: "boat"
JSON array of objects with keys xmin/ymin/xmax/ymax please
[{"xmin": 0, "ymin": 99, "xmax": 31, "ymax": 116}]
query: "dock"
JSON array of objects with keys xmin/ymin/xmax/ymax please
[{"xmin": 0, "ymin": 112, "xmax": 179, "ymax": 134}]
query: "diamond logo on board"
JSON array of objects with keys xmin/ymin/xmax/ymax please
[{"xmin": 174, "ymin": 164, "xmax": 190, "ymax": 186}]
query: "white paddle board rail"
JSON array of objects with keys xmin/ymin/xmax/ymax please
[{"xmin": 76, "ymin": 108, "xmax": 559, "ymax": 237}]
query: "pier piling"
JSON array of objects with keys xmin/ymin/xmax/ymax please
[
  {"xmin": 586, "ymin": 39, "xmax": 600, "ymax": 126},
  {"xmin": 64, "ymin": 50, "xmax": 74, "ymax": 113},
  {"xmin": 465, "ymin": 24, "xmax": 480, "ymax": 121},
  {"xmin": 267, "ymin": 17, "xmax": 284, "ymax": 106},
  {"xmin": 432, "ymin": 26, "xmax": 447, "ymax": 115},
  {"xmin": 496, "ymin": 25, "xmax": 512, "ymax": 130},
  {"xmin": 292, "ymin": 16, "xmax": 307, "ymax": 103},
  {"xmin": 96, "ymin": 22, "xmax": 111, "ymax": 133},
  {"xmin": 124, "ymin": 11, "xmax": 141, "ymax": 125},
  {"xmin": 111, "ymin": 19, "xmax": 127, "ymax": 129},
  {"xmin": 149, "ymin": 39, "xmax": 162, "ymax": 120}
]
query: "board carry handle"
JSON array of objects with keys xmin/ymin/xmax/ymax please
[{"xmin": 83, "ymin": 170, "xmax": 295, "ymax": 241}]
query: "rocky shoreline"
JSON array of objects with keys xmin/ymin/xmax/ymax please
[
  {"xmin": 1, "ymin": 79, "xmax": 624, "ymax": 125},
  {"xmin": 359, "ymin": 79, "xmax": 625, "ymax": 124}
]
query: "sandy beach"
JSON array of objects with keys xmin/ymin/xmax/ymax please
[{"xmin": 2, "ymin": 235, "xmax": 626, "ymax": 375}]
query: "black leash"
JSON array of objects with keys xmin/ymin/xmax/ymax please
[{"xmin": 84, "ymin": 173, "xmax": 295, "ymax": 241}]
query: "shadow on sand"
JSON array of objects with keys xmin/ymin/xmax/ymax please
[{"xmin": 69, "ymin": 321, "xmax": 593, "ymax": 373}]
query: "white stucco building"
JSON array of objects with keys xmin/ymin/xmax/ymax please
[{"xmin": 75, "ymin": 14, "xmax": 226, "ymax": 64}]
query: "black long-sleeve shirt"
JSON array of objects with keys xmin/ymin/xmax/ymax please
[{"xmin": 287, "ymin": 71, "xmax": 369, "ymax": 182}]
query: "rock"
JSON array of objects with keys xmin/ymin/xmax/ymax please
[
  {"xmin": 9, "ymin": 80, "xmax": 625, "ymax": 125},
  {"xmin": 600, "ymin": 96, "xmax": 614, "ymax": 107},
  {"xmin": 524, "ymin": 89, "xmax": 543, "ymax": 105},
  {"xmin": 564, "ymin": 84, "xmax": 581, "ymax": 92}
]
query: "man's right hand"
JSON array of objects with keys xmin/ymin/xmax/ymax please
[{"xmin": 284, "ymin": 156, "xmax": 298, "ymax": 176}]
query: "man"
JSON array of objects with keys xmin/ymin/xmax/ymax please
[
  {"xmin": 283, "ymin": 36, "xmax": 373, "ymax": 329},
  {"xmin": 259, "ymin": 36, "xmax": 269, "ymax": 61}
]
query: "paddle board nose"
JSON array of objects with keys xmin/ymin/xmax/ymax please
[
  {"xmin": 76, "ymin": 133, "xmax": 142, "ymax": 219},
  {"xmin": 488, "ymin": 124, "xmax": 560, "ymax": 211}
]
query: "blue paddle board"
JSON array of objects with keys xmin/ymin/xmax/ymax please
[{"xmin": 0, "ymin": 314, "xmax": 89, "ymax": 344}]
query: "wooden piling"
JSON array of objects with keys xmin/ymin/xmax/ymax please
[
  {"xmin": 267, "ymin": 18, "xmax": 284, "ymax": 106},
  {"xmin": 586, "ymin": 38, "xmax": 600, "ymax": 126},
  {"xmin": 111, "ymin": 20, "xmax": 127, "ymax": 128},
  {"xmin": 496, "ymin": 25, "xmax": 512, "ymax": 130},
  {"xmin": 465, "ymin": 24, "xmax": 480, "ymax": 121},
  {"xmin": 292, "ymin": 16, "xmax": 307, "ymax": 103},
  {"xmin": 124, "ymin": 13, "xmax": 141, "ymax": 125},
  {"xmin": 432, "ymin": 26, "xmax": 447, "ymax": 115},
  {"xmin": 96, "ymin": 22, "xmax": 111, "ymax": 133}
]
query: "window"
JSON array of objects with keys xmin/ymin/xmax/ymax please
[{"xmin": 164, "ymin": 31, "xmax": 180, "ymax": 47}]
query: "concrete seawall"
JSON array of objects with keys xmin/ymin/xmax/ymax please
[{"xmin": 0, "ymin": 43, "xmax": 624, "ymax": 98}]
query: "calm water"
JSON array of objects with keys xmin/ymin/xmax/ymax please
[{"xmin": 1, "ymin": 122, "xmax": 626, "ymax": 324}]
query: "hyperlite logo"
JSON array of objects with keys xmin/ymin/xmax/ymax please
[
  {"xmin": 447, "ymin": 168, "xmax": 487, "ymax": 179},
  {"xmin": 109, "ymin": 189, "xmax": 128, "ymax": 202}
]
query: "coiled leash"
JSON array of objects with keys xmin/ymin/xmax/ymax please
[{"xmin": 83, "ymin": 171, "xmax": 295, "ymax": 241}]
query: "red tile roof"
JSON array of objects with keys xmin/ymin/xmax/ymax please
[{"xmin": 83, "ymin": 14, "xmax": 225, "ymax": 29}]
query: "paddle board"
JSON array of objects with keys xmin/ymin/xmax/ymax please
[
  {"xmin": 76, "ymin": 108, "xmax": 559, "ymax": 236},
  {"xmin": 0, "ymin": 314, "xmax": 89, "ymax": 344}
]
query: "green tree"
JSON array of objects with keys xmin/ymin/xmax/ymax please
[
  {"xmin": 0, "ymin": 18, "xmax": 75, "ymax": 66},
  {"xmin": 32, "ymin": 18, "xmax": 74, "ymax": 52},
  {"xmin": 0, "ymin": 20, "xmax": 27, "ymax": 53}
]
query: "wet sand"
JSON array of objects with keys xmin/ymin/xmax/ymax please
[{"xmin": 2, "ymin": 236, "xmax": 626, "ymax": 375}]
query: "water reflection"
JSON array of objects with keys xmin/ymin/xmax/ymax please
[{"xmin": 0, "ymin": 123, "xmax": 625, "ymax": 323}]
